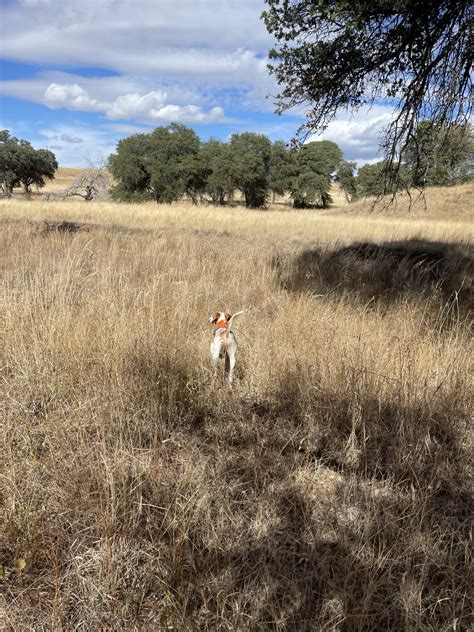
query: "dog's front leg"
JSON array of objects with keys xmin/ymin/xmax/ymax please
[
  {"xmin": 210, "ymin": 338, "xmax": 221, "ymax": 377},
  {"xmin": 226, "ymin": 349, "xmax": 236, "ymax": 384}
]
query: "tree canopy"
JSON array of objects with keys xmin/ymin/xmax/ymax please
[
  {"xmin": 356, "ymin": 162, "xmax": 391, "ymax": 198},
  {"xmin": 109, "ymin": 123, "xmax": 201, "ymax": 203},
  {"xmin": 262, "ymin": 0, "xmax": 473, "ymax": 185},
  {"xmin": 229, "ymin": 132, "xmax": 273, "ymax": 208},
  {"xmin": 403, "ymin": 121, "xmax": 473, "ymax": 187},
  {"xmin": 292, "ymin": 140, "xmax": 343, "ymax": 208},
  {"xmin": 0, "ymin": 130, "xmax": 58, "ymax": 197},
  {"xmin": 354, "ymin": 121, "xmax": 473, "ymax": 197},
  {"xmin": 111, "ymin": 121, "xmax": 474, "ymax": 208},
  {"xmin": 356, "ymin": 161, "xmax": 412, "ymax": 197},
  {"xmin": 335, "ymin": 160, "xmax": 358, "ymax": 202},
  {"xmin": 268, "ymin": 140, "xmax": 296, "ymax": 199},
  {"xmin": 200, "ymin": 139, "xmax": 235, "ymax": 205},
  {"xmin": 109, "ymin": 125, "xmax": 313, "ymax": 208},
  {"xmin": 108, "ymin": 124, "xmax": 365, "ymax": 209}
]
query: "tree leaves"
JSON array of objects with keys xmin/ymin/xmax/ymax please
[
  {"xmin": 108, "ymin": 125, "xmax": 349, "ymax": 209},
  {"xmin": 262, "ymin": 0, "xmax": 472, "ymax": 185},
  {"xmin": 0, "ymin": 130, "xmax": 58, "ymax": 196}
]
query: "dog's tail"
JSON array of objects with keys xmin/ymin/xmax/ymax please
[{"xmin": 227, "ymin": 310, "xmax": 244, "ymax": 332}]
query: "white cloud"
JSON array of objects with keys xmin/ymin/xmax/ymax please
[
  {"xmin": 0, "ymin": 0, "xmax": 276, "ymax": 114},
  {"xmin": 1, "ymin": 1, "xmax": 272, "ymax": 69},
  {"xmin": 309, "ymin": 104, "xmax": 396, "ymax": 165},
  {"xmin": 0, "ymin": 1, "xmax": 272, "ymax": 83},
  {"xmin": 0, "ymin": 71, "xmax": 212, "ymax": 111},
  {"xmin": 106, "ymin": 91, "xmax": 166, "ymax": 119},
  {"xmin": 109, "ymin": 94, "xmax": 225, "ymax": 124},
  {"xmin": 44, "ymin": 83, "xmax": 101, "ymax": 111},
  {"xmin": 146, "ymin": 104, "xmax": 224, "ymax": 124},
  {"xmin": 40, "ymin": 83, "xmax": 226, "ymax": 124}
]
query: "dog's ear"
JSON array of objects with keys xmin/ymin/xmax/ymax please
[
  {"xmin": 225, "ymin": 312, "xmax": 232, "ymax": 321},
  {"xmin": 209, "ymin": 311, "xmax": 218, "ymax": 324}
]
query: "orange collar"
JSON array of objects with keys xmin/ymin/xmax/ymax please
[{"xmin": 214, "ymin": 319, "xmax": 229, "ymax": 336}]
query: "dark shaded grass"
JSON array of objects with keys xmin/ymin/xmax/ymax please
[
  {"xmin": 276, "ymin": 240, "xmax": 474, "ymax": 321},
  {"xmin": 3, "ymin": 344, "xmax": 472, "ymax": 630}
]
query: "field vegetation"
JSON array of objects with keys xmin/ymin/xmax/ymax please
[{"xmin": 1, "ymin": 184, "xmax": 473, "ymax": 630}]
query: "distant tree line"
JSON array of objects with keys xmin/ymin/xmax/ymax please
[
  {"xmin": 108, "ymin": 123, "xmax": 352, "ymax": 208},
  {"xmin": 108, "ymin": 121, "xmax": 473, "ymax": 207},
  {"xmin": 1, "ymin": 120, "xmax": 471, "ymax": 205},
  {"xmin": 356, "ymin": 122, "xmax": 473, "ymax": 197},
  {"xmin": 0, "ymin": 130, "xmax": 58, "ymax": 197}
]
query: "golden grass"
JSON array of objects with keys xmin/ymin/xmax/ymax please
[
  {"xmin": 20, "ymin": 166, "xmax": 474, "ymax": 220},
  {"xmin": 2, "ymin": 192, "xmax": 473, "ymax": 248},
  {"xmin": 333, "ymin": 183, "xmax": 474, "ymax": 221},
  {"xmin": 45, "ymin": 166, "xmax": 84, "ymax": 190},
  {"xmin": 1, "ymin": 188, "xmax": 473, "ymax": 630}
]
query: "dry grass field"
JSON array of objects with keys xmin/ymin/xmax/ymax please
[{"xmin": 1, "ymin": 183, "xmax": 473, "ymax": 630}]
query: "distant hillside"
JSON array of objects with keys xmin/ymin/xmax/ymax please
[
  {"xmin": 12, "ymin": 167, "xmax": 88, "ymax": 199},
  {"xmin": 328, "ymin": 183, "xmax": 474, "ymax": 221},
  {"xmin": 11, "ymin": 167, "xmax": 113, "ymax": 200},
  {"xmin": 44, "ymin": 167, "xmax": 84, "ymax": 191}
]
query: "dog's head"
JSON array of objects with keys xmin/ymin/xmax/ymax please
[{"xmin": 209, "ymin": 310, "xmax": 231, "ymax": 325}]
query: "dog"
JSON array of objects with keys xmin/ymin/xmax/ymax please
[{"xmin": 209, "ymin": 310, "xmax": 244, "ymax": 384}]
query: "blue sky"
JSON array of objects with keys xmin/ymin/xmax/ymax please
[{"xmin": 0, "ymin": 0, "xmax": 394, "ymax": 167}]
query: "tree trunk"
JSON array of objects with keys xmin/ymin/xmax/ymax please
[{"xmin": 2, "ymin": 182, "xmax": 14, "ymax": 198}]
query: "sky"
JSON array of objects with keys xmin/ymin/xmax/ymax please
[{"xmin": 0, "ymin": 0, "xmax": 396, "ymax": 167}]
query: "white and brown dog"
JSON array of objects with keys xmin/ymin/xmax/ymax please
[{"xmin": 209, "ymin": 310, "xmax": 244, "ymax": 384}]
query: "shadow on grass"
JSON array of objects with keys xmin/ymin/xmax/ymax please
[
  {"xmin": 188, "ymin": 469, "xmax": 472, "ymax": 630},
  {"xmin": 5, "ymin": 346, "xmax": 470, "ymax": 630},
  {"xmin": 276, "ymin": 239, "xmax": 473, "ymax": 319},
  {"xmin": 124, "ymin": 356, "xmax": 471, "ymax": 629},
  {"xmin": 187, "ymin": 388, "xmax": 470, "ymax": 628}
]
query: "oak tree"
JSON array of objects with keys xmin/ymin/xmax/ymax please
[
  {"xmin": 263, "ymin": 1, "xmax": 472, "ymax": 187},
  {"xmin": 0, "ymin": 130, "xmax": 57, "ymax": 197}
]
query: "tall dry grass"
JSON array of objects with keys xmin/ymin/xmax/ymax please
[
  {"xmin": 1, "ymin": 191, "xmax": 473, "ymax": 630},
  {"xmin": 332, "ymin": 183, "xmax": 474, "ymax": 221}
]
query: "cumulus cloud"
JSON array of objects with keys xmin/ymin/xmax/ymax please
[
  {"xmin": 311, "ymin": 104, "xmax": 396, "ymax": 165},
  {"xmin": 144, "ymin": 103, "xmax": 224, "ymax": 124},
  {"xmin": 41, "ymin": 83, "xmax": 226, "ymax": 124},
  {"xmin": 107, "ymin": 91, "xmax": 225, "ymax": 124},
  {"xmin": 0, "ymin": 71, "xmax": 213, "ymax": 112},
  {"xmin": 106, "ymin": 91, "xmax": 167, "ymax": 119},
  {"xmin": 44, "ymin": 83, "xmax": 100, "ymax": 111}
]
